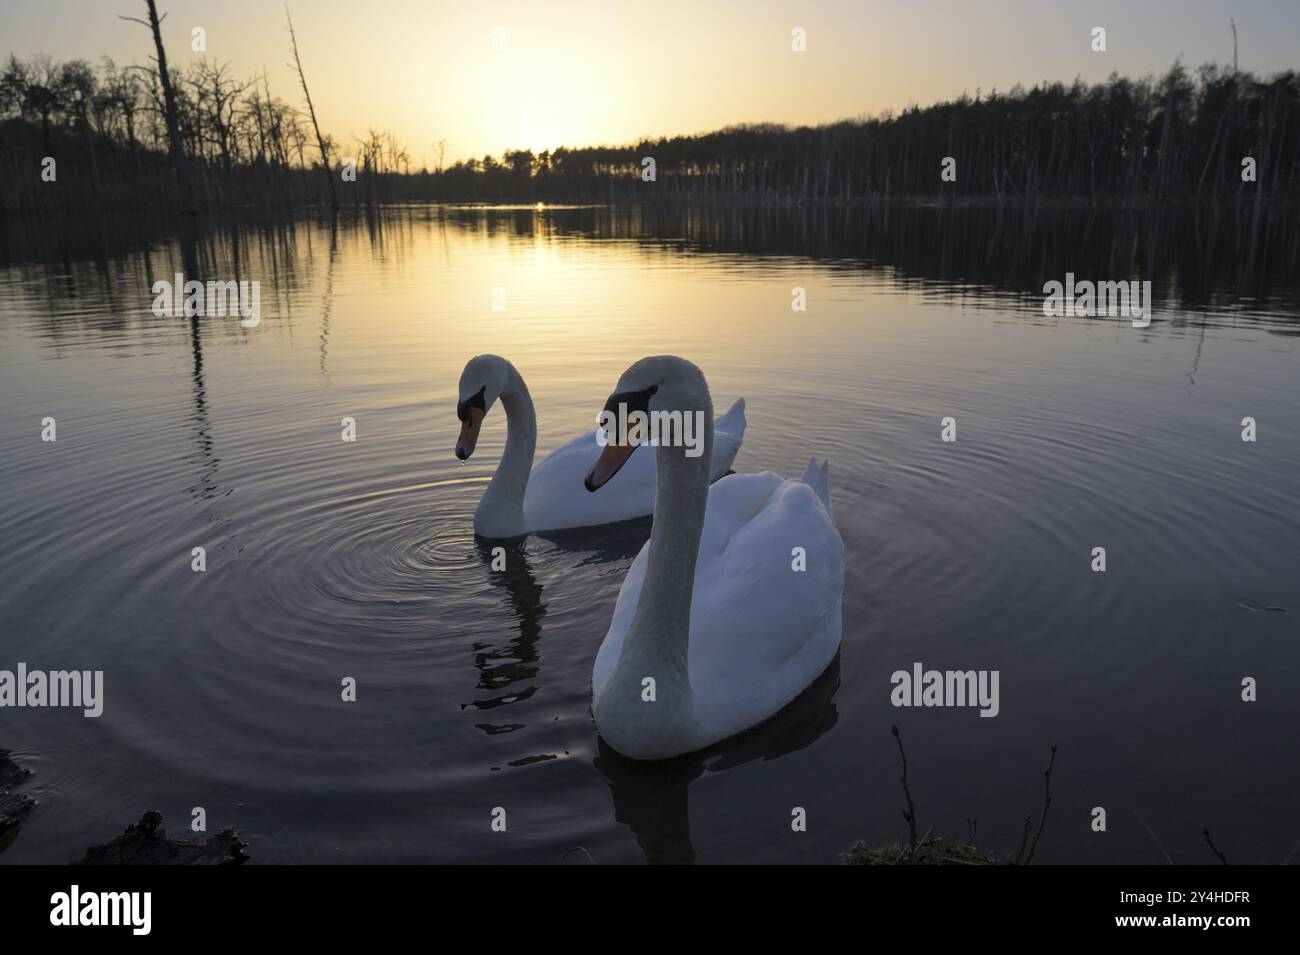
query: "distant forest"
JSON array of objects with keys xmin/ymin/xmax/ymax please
[{"xmin": 1, "ymin": 46, "xmax": 1298, "ymax": 213}]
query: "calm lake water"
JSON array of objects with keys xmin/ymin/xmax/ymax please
[{"xmin": 1, "ymin": 202, "xmax": 1297, "ymax": 864}]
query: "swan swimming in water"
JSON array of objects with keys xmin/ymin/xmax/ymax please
[
  {"xmin": 455, "ymin": 354, "xmax": 746, "ymax": 538},
  {"xmin": 585, "ymin": 356, "xmax": 844, "ymax": 760}
]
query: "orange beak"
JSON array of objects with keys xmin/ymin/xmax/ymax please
[
  {"xmin": 585, "ymin": 442, "xmax": 637, "ymax": 491},
  {"xmin": 456, "ymin": 405, "xmax": 485, "ymax": 460}
]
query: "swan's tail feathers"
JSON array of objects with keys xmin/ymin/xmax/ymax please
[
  {"xmin": 716, "ymin": 397, "xmax": 747, "ymax": 438},
  {"xmin": 801, "ymin": 457, "xmax": 832, "ymax": 513}
]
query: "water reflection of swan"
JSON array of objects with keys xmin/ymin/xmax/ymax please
[
  {"xmin": 454, "ymin": 354, "xmax": 746, "ymax": 538},
  {"xmin": 462, "ymin": 525, "xmax": 653, "ymax": 734},
  {"xmin": 533, "ymin": 516, "xmax": 653, "ymax": 565},
  {"xmin": 594, "ymin": 654, "xmax": 841, "ymax": 864},
  {"xmin": 462, "ymin": 537, "xmax": 548, "ymax": 732},
  {"xmin": 462, "ymin": 538, "xmax": 548, "ymax": 732}
]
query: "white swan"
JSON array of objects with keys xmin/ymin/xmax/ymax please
[
  {"xmin": 455, "ymin": 354, "xmax": 747, "ymax": 538},
  {"xmin": 585, "ymin": 356, "xmax": 844, "ymax": 760}
]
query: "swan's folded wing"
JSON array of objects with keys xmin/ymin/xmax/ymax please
[
  {"xmin": 689, "ymin": 478, "xmax": 845, "ymax": 716},
  {"xmin": 694, "ymin": 470, "xmax": 784, "ymax": 556},
  {"xmin": 524, "ymin": 428, "xmax": 659, "ymax": 531},
  {"xmin": 709, "ymin": 398, "xmax": 747, "ymax": 478},
  {"xmin": 525, "ymin": 402, "xmax": 749, "ymax": 531}
]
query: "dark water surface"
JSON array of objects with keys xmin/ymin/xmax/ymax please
[{"xmin": 1, "ymin": 202, "xmax": 1297, "ymax": 864}]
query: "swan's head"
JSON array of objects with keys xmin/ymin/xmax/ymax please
[
  {"xmin": 585, "ymin": 355, "xmax": 708, "ymax": 492},
  {"xmin": 455, "ymin": 355, "xmax": 510, "ymax": 460}
]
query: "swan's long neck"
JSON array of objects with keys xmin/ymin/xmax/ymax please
[
  {"xmin": 621, "ymin": 386, "xmax": 714, "ymax": 682},
  {"xmin": 475, "ymin": 363, "xmax": 536, "ymax": 536}
]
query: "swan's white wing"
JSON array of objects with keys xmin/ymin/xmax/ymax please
[
  {"xmin": 709, "ymin": 398, "xmax": 747, "ymax": 477},
  {"xmin": 523, "ymin": 427, "xmax": 657, "ymax": 531},
  {"xmin": 687, "ymin": 473, "xmax": 843, "ymax": 741},
  {"xmin": 522, "ymin": 401, "xmax": 747, "ymax": 533},
  {"xmin": 593, "ymin": 467, "xmax": 844, "ymax": 745}
]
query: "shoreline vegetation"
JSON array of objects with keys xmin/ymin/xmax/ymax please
[
  {"xmin": 1, "ymin": 8, "xmax": 1297, "ymax": 215},
  {"xmin": 842, "ymin": 729, "xmax": 1054, "ymax": 866}
]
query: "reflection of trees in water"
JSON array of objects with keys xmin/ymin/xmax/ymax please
[
  {"xmin": 536, "ymin": 201, "xmax": 1300, "ymax": 315},
  {"xmin": 177, "ymin": 218, "xmax": 220, "ymax": 506},
  {"xmin": 374, "ymin": 202, "xmax": 1300, "ymax": 316},
  {"xmin": 8, "ymin": 202, "xmax": 1297, "ymax": 318},
  {"xmin": 318, "ymin": 212, "xmax": 338, "ymax": 378}
]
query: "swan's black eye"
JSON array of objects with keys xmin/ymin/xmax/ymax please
[{"xmin": 457, "ymin": 386, "xmax": 486, "ymax": 422}]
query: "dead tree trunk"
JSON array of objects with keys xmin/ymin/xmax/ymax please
[
  {"xmin": 286, "ymin": 5, "xmax": 338, "ymax": 210},
  {"xmin": 121, "ymin": 0, "xmax": 195, "ymax": 212}
]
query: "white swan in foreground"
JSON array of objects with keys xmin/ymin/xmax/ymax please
[
  {"xmin": 585, "ymin": 356, "xmax": 844, "ymax": 760},
  {"xmin": 455, "ymin": 354, "xmax": 746, "ymax": 538}
]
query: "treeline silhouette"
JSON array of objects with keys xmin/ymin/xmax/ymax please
[
  {"xmin": 2, "ymin": 55, "xmax": 1298, "ymax": 214},
  {"xmin": 0, "ymin": 49, "xmax": 414, "ymax": 213},
  {"xmin": 434, "ymin": 64, "xmax": 1300, "ymax": 204}
]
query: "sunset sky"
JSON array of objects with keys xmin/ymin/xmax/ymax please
[{"xmin": 4, "ymin": 0, "xmax": 1299, "ymax": 169}]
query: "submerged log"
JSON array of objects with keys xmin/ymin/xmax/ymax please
[{"xmin": 75, "ymin": 810, "xmax": 249, "ymax": 865}]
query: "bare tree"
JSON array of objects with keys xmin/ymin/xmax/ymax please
[
  {"xmin": 119, "ymin": 0, "xmax": 194, "ymax": 211},
  {"xmin": 189, "ymin": 60, "xmax": 246, "ymax": 175},
  {"xmin": 285, "ymin": 5, "xmax": 337, "ymax": 209}
]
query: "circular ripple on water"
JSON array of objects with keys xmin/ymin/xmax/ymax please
[
  {"xmin": 93, "ymin": 471, "xmax": 518, "ymax": 792},
  {"xmin": 221, "ymin": 475, "xmax": 492, "ymax": 659}
]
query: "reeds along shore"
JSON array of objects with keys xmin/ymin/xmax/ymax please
[{"xmin": 1, "ymin": 54, "xmax": 1298, "ymax": 214}]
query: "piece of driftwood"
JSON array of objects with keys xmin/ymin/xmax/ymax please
[{"xmin": 75, "ymin": 810, "xmax": 249, "ymax": 865}]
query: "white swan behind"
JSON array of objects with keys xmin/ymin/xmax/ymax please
[
  {"xmin": 523, "ymin": 398, "xmax": 746, "ymax": 534},
  {"xmin": 586, "ymin": 357, "xmax": 844, "ymax": 760},
  {"xmin": 455, "ymin": 354, "xmax": 745, "ymax": 538}
]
